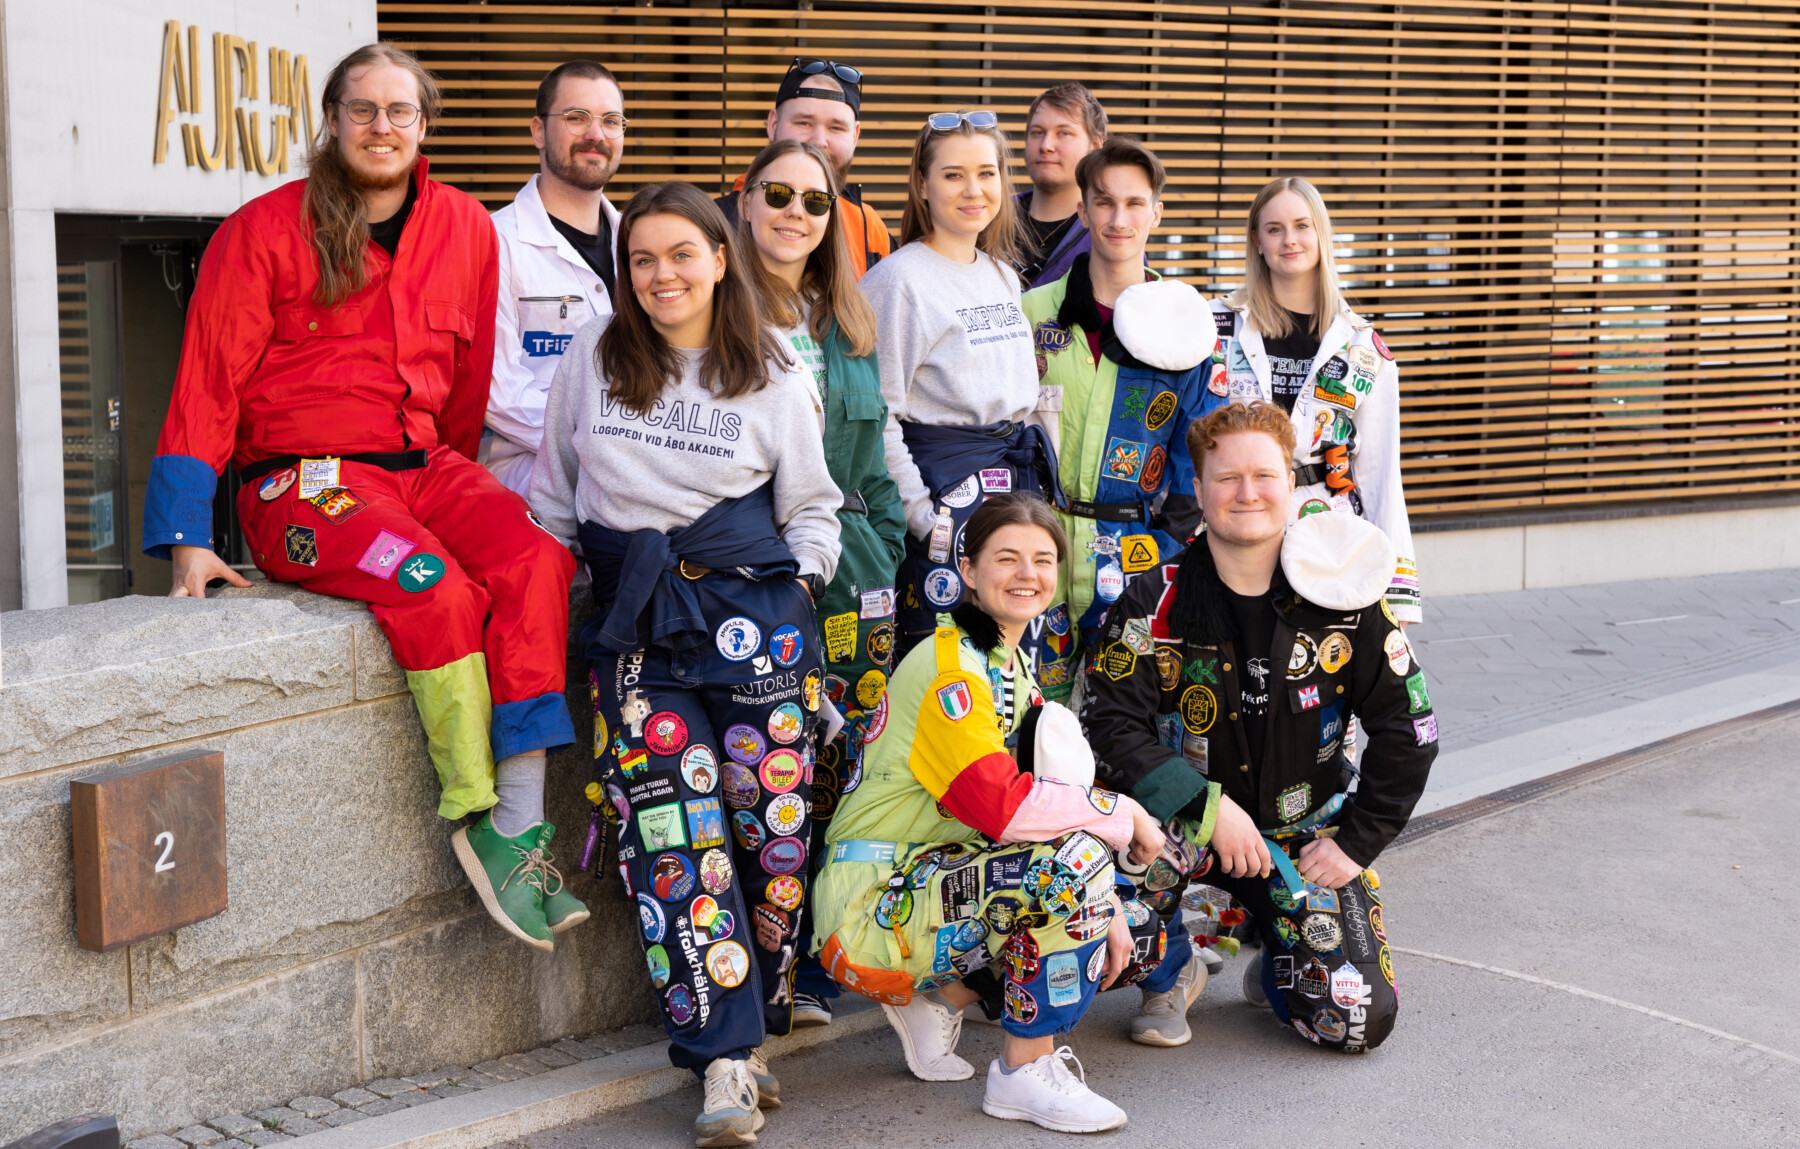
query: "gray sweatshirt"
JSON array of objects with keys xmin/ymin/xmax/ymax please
[
  {"xmin": 859, "ymin": 242, "xmax": 1038, "ymax": 537},
  {"xmin": 528, "ymin": 319, "xmax": 842, "ymax": 582}
]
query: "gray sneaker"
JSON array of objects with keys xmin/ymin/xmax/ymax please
[
  {"xmin": 695, "ymin": 1058, "xmax": 764, "ymax": 1146},
  {"xmin": 745, "ymin": 1048, "xmax": 780, "ymax": 1110},
  {"xmin": 1128, "ymin": 949, "xmax": 1209, "ymax": 1047},
  {"xmin": 1242, "ymin": 948, "xmax": 1269, "ymax": 1008}
]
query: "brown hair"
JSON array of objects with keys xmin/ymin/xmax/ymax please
[
  {"xmin": 898, "ymin": 113, "xmax": 1025, "ymax": 271},
  {"xmin": 535, "ymin": 59, "xmax": 620, "ymax": 118},
  {"xmin": 303, "ymin": 44, "xmax": 443, "ymax": 307},
  {"xmin": 1232, "ymin": 176, "xmax": 1350, "ymax": 340},
  {"xmin": 598, "ymin": 182, "xmax": 787, "ymax": 416},
  {"xmin": 737, "ymin": 140, "xmax": 878, "ymax": 357},
  {"xmin": 1075, "ymin": 136, "xmax": 1166, "ymax": 202},
  {"xmin": 1027, "ymin": 82, "xmax": 1107, "ymax": 143},
  {"xmin": 961, "ymin": 493, "xmax": 1069, "ymax": 566},
  {"xmin": 1185, "ymin": 400, "xmax": 1298, "ymax": 476}
]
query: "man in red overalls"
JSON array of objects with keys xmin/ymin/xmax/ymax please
[{"xmin": 142, "ymin": 44, "xmax": 584, "ymax": 952}]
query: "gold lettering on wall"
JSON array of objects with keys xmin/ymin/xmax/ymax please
[{"xmin": 153, "ymin": 19, "xmax": 310, "ymax": 174}]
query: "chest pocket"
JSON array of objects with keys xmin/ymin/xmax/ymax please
[
  {"xmin": 836, "ymin": 354, "xmax": 885, "ymax": 422},
  {"xmin": 273, "ymin": 305, "xmax": 364, "ymax": 342}
]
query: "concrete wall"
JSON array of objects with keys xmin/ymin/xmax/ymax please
[
  {"xmin": 1416, "ymin": 502, "xmax": 1800, "ymax": 598},
  {"xmin": 0, "ymin": 582, "xmax": 655, "ymax": 1141}
]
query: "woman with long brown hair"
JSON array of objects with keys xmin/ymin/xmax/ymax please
[
  {"xmin": 734, "ymin": 139, "xmax": 907, "ymax": 1030},
  {"xmin": 530, "ymin": 181, "xmax": 841, "ymax": 1147},
  {"xmin": 859, "ymin": 111, "xmax": 1059, "ymax": 669}
]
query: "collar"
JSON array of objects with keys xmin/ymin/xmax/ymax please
[
  {"xmin": 1056, "ymin": 253, "xmax": 1165, "ymax": 369},
  {"xmin": 514, "ymin": 173, "xmax": 619, "ymax": 251},
  {"xmin": 1167, "ymin": 528, "xmax": 1298, "ymax": 647},
  {"xmin": 951, "ymin": 600, "xmax": 1005, "ymax": 654}
]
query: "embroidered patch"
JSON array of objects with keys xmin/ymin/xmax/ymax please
[
  {"xmin": 1180, "ymin": 684, "xmax": 1218, "ymax": 734},
  {"xmin": 1413, "ymin": 714, "xmax": 1439, "ymax": 746},
  {"xmin": 1143, "ymin": 389, "xmax": 1178, "ymax": 432},
  {"xmin": 707, "ymin": 940, "xmax": 749, "ymax": 988},
  {"xmin": 936, "ymin": 680, "xmax": 974, "ymax": 721},
  {"xmin": 1120, "ymin": 534, "xmax": 1159, "ymax": 574},
  {"xmin": 356, "ymin": 529, "xmax": 415, "ymax": 578},
  {"xmin": 258, "ymin": 468, "xmax": 297, "ymax": 501},
  {"xmin": 1405, "ymin": 671, "xmax": 1431, "ymax": 713},
  {"xmin": 1102, "ymin": 437, "xmax": 1147, "ymax": 482},
  {"xmin": 1289, "ymin": 633, "xmax": 1319, "ymax": 678},
  {"xmin": 297, "ymin": 457, "xmax": 340, "ymax": 499},
  {"xmin": 1155, "ymin": 648, "xmax": 1182, "ymax": 691},
  {"xmin": 646, "ymin": 944, "xmax": 671, "ymax": 988},
  {"xmin": 767, "ymin": 875, "xmax": 803, "ymax": 911},
  {"xmin": 1139, "ymin": 445, "xmax": 1167, "ymax": 492},
  {"xmin": 824, "ymin": 612, "xmax": 858, "ymax": 661},
  {"xmin": 1277, "ymin": 782, "xmax": 1312, "ymax": 823},
  {"xmin": 637, "ymin": 804, "xmax": 686, "ymax": 852},
  {"xmin": 283, "ymin": 524, "xmax": 319, "ymax": 567},
  {"xmin": 1046, "ymin": 951, "xmax": 1081, "ymax": 1006},
  {"xmin": 866, "ymin": 623, "xmax": 895, "ymax": 669},
  {"xmin": 1033, "ymin": 319, "xmax": 1071, "ymax": 355},
  {"xmin": 1095, "ymin": 562, "xmax": 1124, "ymax": 602},
  {"xmin": 731, "ymin": 809, "xmax": 765, "ymax": 850},
  {"xmin": 1293, "ymin": 684, "xmax": 1321, "ymax": 711},
  {"xmin": 715, "ymin": 616, "xmax": 761, "ymax": 661},
  {"xmin": 1318, "ymin": 632, "xmax": 1353, "ymax": 674},
  {"xmin": 765, "ymin": 792, "xmax": 806, "ymax": 836},
  {"xmin": 649, "ymin": 851, "xmax": 696, "ymax": 901},
  {"xmin": 645, "ymin": 712, "xmax": 688, "ymax": 756},
  {"xmin": 760, "ymin": 836, "xmax": 806, "ymax": 876},
  {"xmin": 684, "ymin": 798, "xmax": 726, "ymax": 849},
  {"xmin": 759, "ymin": 749, "xmax": 804, "ymax": 794},
  {"xmin": 923, "ymin": 566, "xmax": 961, "ymax": 607},
  {"xmin": 803, "ymin": 670, "xmax": 822, "ymax": 712},
  {"xmin": 767, "ymin": 702, "xmax": 805, "ymax": 746},
  {"xmin": 856, "ymin": 669, "xmax": 887, "ymax": 709},
  {"xmin": 699, "ymin": 848, "xmax": 732, "ymax": 894},
  {"xmin": 306, "ymin": 486, "xmax": 364, "ymax": 523},
  {"xmin": 769, "ymin": 624, "xmax": 804, "ymax": 668},
  {"xmin": 637, "ymin": 893, "xmax": 666, "ymax": 942},
  {"xmin": 1102, "ymin": 643, "xmax": 1137, "ymax": 681},
  {"xmin": 397, "ymin": 553, "xmax": 445, "ymax": 592},
  {"xmin": 979, "ymin": 467, "xmax": 1012, "ymax": 493}
]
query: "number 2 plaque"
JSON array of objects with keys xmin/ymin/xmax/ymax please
[{"xmin": 71, "ymin": 750, "xmax": 227, "ymax": 952}]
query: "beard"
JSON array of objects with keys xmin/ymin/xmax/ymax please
[{"xmin": 546, "ymin": 140, "xmax": 618, "ymax": 191}]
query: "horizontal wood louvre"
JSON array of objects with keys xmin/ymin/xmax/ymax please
[{"xmin": 383, "ymin": 0, "xmax": 1800, "ymax": 520}]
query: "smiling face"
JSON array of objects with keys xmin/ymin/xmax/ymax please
[
  {"xmin": 1197, "ymin": 431, "xmax": 1295, "ymax": 547},
  {"xmin": 766, "ymin": 76, "xmax": 860, "ymax": 180},
  {"xmin": 920, "ymin": 133, "xmax": 1004, "ymax": 245},
  {"xmin": 745, "ymin": 150, "xmax": 833, "ymax": 279},
  {"xmin": 330, "ymin": 61, "xmax": 425, "ymax": 192},
  {"xmin": 1024, "ymin": 104, "xmax": 1096, "ymax": 196},
  {"xmin": 1078, "ymin": 163, "xmax": 1161, "ymax": 270},
  {"xmin": 958, "ymin": 523, "xmax": 1061, "ymax": 631},
  {"xmin": 533, "ymin": 73, "xmax": 625, "ymax": 191},
  {"xmin": 627, "ymin": 212, "xmax": 724, "ymax": 348},
  {"xmin": 1256, "ymin": 188, "xmax": 1321, "ymax": 283}
]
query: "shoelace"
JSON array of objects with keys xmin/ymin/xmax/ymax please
[
  {"xmin": 1043, "ymin": 1046, "xmax": 1090, "ymax": 1094},
  {"xmin": 501, "ymin": 844, "xmax": 566, "ymax": 897},
  {"xmin": 934, "ymin": 995, "xmax": 965, "ymax": 1054},
  {"xmin": 704, "ymin": 1062, "xmax": 754, "ymax": 1112}
]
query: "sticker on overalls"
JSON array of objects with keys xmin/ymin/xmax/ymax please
[
  {"xmin": 760, "ymin": 836, "xmax": 806, "ymax": 876},
  {"xmin": 731, "ymin": 809, "xmax": 765, "ymax": 851},
  {"xmin": 645, "ymin": 712, "xmax": 688, "ymax": 756},
  {"xmin": 397, "ymin": 553, "xmax": 444, "ymax": 592},
  {"xmin": 258, "ymin": 468, "xmax": 297, "ymax": 501},
  {"xmin": 646, "ymin": 944, "xmax": 671, "ymax": 988},
  {"xmin": 1289, "ymin": 634, "xmax": 1319, "ymax": 678},
  {"xmin": 650, "ymin": 852, "xmax": 696, "ymax": 901},
  {"xmin": 1277, "ymin": 782, "xmax": 1312, "ymax": 823},
  {"xmin": 767, "ymin": 703, "xmax": 804, "ymax": 745},
  {"xmin": 1120, "ymin": 534, "xmax": 1159, "ymax": 574},
  {"xmin": 1413, "ymin": 714, "xmax": 1439, "ymax": 745},
  {"xmin": 765, "ymin": 792, "xmax": 806, "ymax": 837},
  {"xmin": 1181, "ymin": 685, "xmax": 1217, "ymax": 734},
  {"xmin": 715, "ymin": 617, "xmax": 762, "ymax": 661},
  {"xmin": 638, "ymin": 805, "xmax": 686, "ymax": 852},
  {"xmin": 307, "ymin": 486, "xmax": 364, "ymax": 523},
  {"xmin": 637, "ymin": 893, "xmax": 666, "ymax": 942},
  {"xmin": 297, "ymin": 457, "xmax": 340, "ymax": 499},
  {"xmin": 1046, "ymin": 951, "xmax": 1081, "ymax": 1006},
  {"xmin": 803, "ymin": 670, "xmax": 822, "ymax": 711},
  {"xmin": 1102, "ymin": 438, "xmax": 1146, "ymax": 482},
  {"xmin": 707, "ymin": 941, "xmax": 749, "ymax": 988},
  {"xmin": 941, "ymin": 476, "xmax": 980, "ymax": 509},
  {"xmin": 1330, "ymin": 963, "xmax": 1365, "ymax": 1008},
  {"xmin": 723, "ymin": 724, "xmax": 765, "ymax": 766},
  {"xmin": 1144, "ymin": 390, "xmax": 1178, "ymax": 432},
  {"xmin": 284, "ymin": 525, "xmax": 319, "ymax": 567},
  {"xmin": 1384, "ymin": 630, "xmax": 1412, "ymax": 676},
  {"xmin": 356, "ymin": 529, "xmax": 416, "ymax": 579},
  {"xmin": 769, "ymin": 624, "xmax": 804, "ymax": 668},
  {"xmin": 1318, "ymin": 632, "xmax": 1352, "ymax": 674},
  {"xmin": 924, "ymin": 566, "xmax": 961, "ymax": 607},
  {"xmin": 680, "ymin": 746, "xmax": 718, "ymax": 794},
  {"xmin": 866, "ymin": 623, "xmax": 895, "ymax": 669},
  {"xmin": 979, "ymin": 467, "xmax": 1012, "ymax": 493},
  {"xmin": 1302, "ymin": 914, "xmax": 1343, "ymax": 953},
  {"xmin": 684, "ymin": 798, "xmax": 725, "ymax": 849},
  {"xmin": 824, "ymin": 612, "xmax": 858, "ymax": 660}
]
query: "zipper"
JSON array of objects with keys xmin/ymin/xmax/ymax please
[{"xmin": 518, "ymin": 294, "xmax": 582, "ymax": 318}]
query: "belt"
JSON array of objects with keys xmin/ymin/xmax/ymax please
[
  {"xmin": 1064, "ymin": 498, "xmax": 1144, "ymax": 522},
  {"xmin": 1262, "ymin": 792, "xmax": 1347, "ymax": 899},
  {"xmin": 828, "ymin": 839, "xmax": 922, "ymax": 865},
  {"xmin": 1294, "ymin": 462, "xmax": 1328, "ymax": 486},
  {"xmin": 239, "ymin": 449, "xmax": 429, "ymax": 484},
  {"xmin": 841, "ymin": 489, "xmax": 869, "ymax": 516}
]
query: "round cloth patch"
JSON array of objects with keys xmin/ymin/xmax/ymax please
[
  {"xmin": 698, "ymin": 848, "xmax": 733, "ymax": 894},
  {"xmin": 866, "ymin": 623, "xmax": 894, "ymax": 669},
  {"xmin": 863, "ymin": 695, "xmax": 889, "ymax": 743},
  {"xmin": 769, "ymin": 624, "xmax": 804, "ymax": 668},
  {"xmin": 731, "ymin": 810, "xmax": 766, "ymax": 851},
  {"xmin": 760, "ymin": 836, "xmax": 806, "ymax": 876},
  {"xmin": 715, "ymin": 616, "xmax": 762, "ymax": 662},
  {"xmin": 765, "ymin": 792, "xmax": 806, "ymax": 837},
  {"xmin": 645, "ymin": 711, "xmax": 688, "ymax": 756},
  {"xmin": 665, "ymin": 984, "xmax": 696, "ymax": 1026},
  {"xmin": 985, "ymin": 893, "xmax": 1026, "ymax": 935},
  {"xmin": 398, "ymin": 553, "xmax": 445, "ymax": 592},
  {"xmin": 722, "ymin": 724, "xmax": 766, "ymax": 766},
  {"xmin": 1003, "ymin": 983, "xmax": 1039, "ymax": 1025},
  {"xmin": 1181, "ymin": 684, "xmax": 1218, "ymax": 734},
  {"xmin": 767, "ymin": 702, "xmax": 805, "ymax": 745},
  {"xmin": 258, "ymin": 468, "xmax": 296, "ymax": 501},
  {"xmin": 875, "ymin": 888, "xmax": 913, "ymax": 929},
  {"xmin": 1086, "ymin": 943, "xmax": 1106, "ymax": 983},
  {"xmin": 636, "ymin": 893, "xmax": 666, "ymax": 943},
  {"xmin": 1299, "ymin": 498, "xmax": 1331, "ymax": 518},
  {"xmin": 650, "ymin": 852, "xmax": 696, "ymax": 902},
  {"xmin": 941, "ymin": 475, "xmax": 980, "ymax": 509},
  {"xmin": 767, "ymin": 875, "xmax": 803, "ymax": 911},
  {"xmin": 1319, "ymin": 632, "xmax": 1353, "ymax": 675},
  {"xmin": 707, "ymin": 940, "xmax": 750, "ymax": 988},
  {"xmin": 1302, "ymin": 913, "xmax": 1344, "ymax": 953},
  {"xmin": 1270, "ymin": 876, "xmax": 1303, "ymax": 913},
  {"xmin": 1313, "ymin": 1007, "xmax": 1347, "ymax": 1042},
  {"xmin": 1384, "ymin": 629, "xmax": 1412, "ymax": 676},
  {"xmin": 721, "ymin": 759, "xmax": 761, "ymax": 809},
  {"xmin": 803, "ymin": 670, "xmax": 822, "ymax": 712},
  {"xmin": 760, "ymin": 749, "xmax": 804, "ymax": 793},
  {"xmin": 951, "ymin": 917, "xmax": 988, "ymax": 952},
  {"xmin": 646, "ymin": 944, "xmax": 671, "ymax": 988},
  {"xmin": 923, "ymin": 567, "xmax": 961, "ymax": 607},
  {"xmin": 680, "ymin": 745, "xmax": 718, "ymax": 794},
  {"xmin": 856, "ymin": 669, "xmax": 888, "ymax": 709}
]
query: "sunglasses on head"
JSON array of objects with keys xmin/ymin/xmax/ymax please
[
  {"xmin": 927, "ymin": 110, "xmax": 999, "ymax": 131},
  {"xmin": 791, "ymin": 57, "xmax": 863, "ymax": 85},
  {"xmin": 751, "ymin": 180, "xmax": 837, "ymax": 217}
]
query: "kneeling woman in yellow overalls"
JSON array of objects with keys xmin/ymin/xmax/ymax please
[{"xmin": 810, "ymin": 493, "xmax": 1169, "ymax": 1133}]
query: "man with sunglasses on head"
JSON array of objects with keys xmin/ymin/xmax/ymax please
[
  {"xmin": 483, "ymin": 60, "xmax": 628, "ymax": 494},
  {"xmin": 716, "ymin": 57, "xmax": 891, "ymax": 277}
]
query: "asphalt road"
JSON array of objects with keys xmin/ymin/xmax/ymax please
[{"xmin": 518, "ymin": 711, "xmax": 1800, "ymax": 1149}]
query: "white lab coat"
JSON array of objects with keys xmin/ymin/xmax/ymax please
[
  {"xmin": 1210, "ymin": 297, "xmax": 1422, "ymax": 622},
  {"xmin": 484, "ymin": 174, "xmax": 620, "ymax": 495}
]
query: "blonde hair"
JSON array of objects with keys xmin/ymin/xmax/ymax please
[
  {"xmin": 1232, "ymin": 176, "xmax": 1349, "ymax": 340},
  {"xmin": 898, "ymin": 113, "xmax": 1025, "ymax": 272}
]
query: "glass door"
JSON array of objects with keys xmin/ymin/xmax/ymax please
[{"xmin": 60, "ymin": 260, "xmax": 130, "ymax": 603}]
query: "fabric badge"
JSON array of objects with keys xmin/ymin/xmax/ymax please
[
  {"xmin": 765, "ymin": 792, "xmax": 806, "ymax": 837},
  {"xmin": 258, "ymin": 468, "xmax": 297, "ymax": 501},
  {"xmin": 1086, "ymin": 943, "xmax": 1106, "ymax": 983},
  {"xmin": 754, "ymin": 903, "xmax": 789, "ymax": 952},
  {"xmin": 1330, "ymin": 962, "xmax": 1365, "ymax": 1009},
  {"xmin": 767, "ymin": 702, "xmax": 805, "ymax": 746},
  {"xmin": 699, "ymin": 847, "xmax": 732, "ymax": 894},
  {"xmin": 731, "ymin": 810, "xmax": 765, "ymax": 851},
  {"xmin": 1413, "ymin": 714, "xmax": 1439, "ymax": 746},
  {"xmin": 940, "ymin": 865, "xmax": 980, "ymax": 922},
  {"xmin": 618, "ymin": 748, "xmax": 650, "ymax": 779},
  {"xmin": 936, "ymin": 680, "xmax": 973, "ymax": 721},
  {"xmin": 1404, "ymin": 671, "xmax": 1431, "ymax": 714},
  {"xmin": 1313, "ymin": 1007, "xmax": 1347, "ymax": 1042},
  {"xmin": 824, "ymin": 612, "xmax": 858, "ymax": 661},
  {"xmin": 1301, "ymin": 913, "xmax": 1344, "ymax": 953},
  {"xmin": 715, "ymin": 616, "xmax": 762, "ymax": 662},
  {"xmin": 1143, "ymin": 389, "xmax": 1178, "ymax": 432},
  {"xmin": 646, "ymin": 944, "xmax": 672, "ymax": 988},
  {"xmin": 858, "ymin": 585, "xmax": 896, "ymax": 620},
  {"xmin": 1095, "ymin": 562, "xmax": 1125, "ymax": 602},
  {"xmin": 759, "ymin": 749, "xmax": 804, "ymax": 794},
  {"xmin": 297, "ymin": 457, "xmax": 340, "ymax": 499},
  {"xmin": 1384, "ymin": 630, "xmax": 1413, "ymax": 676},
  {"xmin": 1289, "ymin": 633, "xmax": 1320, "ymax": 678},
  {"xmin": 1297, "ymin": 956, "xmax": 1330, "ymax": 998},
  {"xmin": 1181, "ymin": 685, "xmax": 1218, "ymax": 734},
  {"xmin": 649, "ymin": 851, "xmax": 696, "ymax": 902},
  {"xmin": 1119, "ymin": 534, "xmax": 1159, "ymax": 574},
  {"xmin": 923, "ymin": 566, "xmax": 961, "ymax": 607},
  {"xmin": 1305, "ymin": 881, "xmax": 1341, "ymax": 913},
  {"xmin": 722, "ymin": 723, "xmax": 766, "ymax": 767},
  {"xmin": 645, "ymin": 712, "xmax": 688, "ymax": 756},
  {"xmin": 684, "ymin": 797, "xmax": 726, "ymax": 849},
  {"xmin": 769, "ymin": 624, "xmax": 804, "ymax": 668},
  {"xmin": 760, "ymin": 836, "xmax": 806, "ymax": 876},
  {"xmin": 1277, "ymin": 782, "xmax": 1312, "ymax": 823},
  {"xmin": 306, "ymin": 486, "xmax": 364, "ymax": 524},
  {"xmin": 283, "ymin": 524, "xmax": 319, "ymax": 567},
  {"xmin": 1292, "ymin": 684, "xmax": 1322, "ymax": 711},
  {"xmin": 680, "ymin": 746, "xmax": 718, "ymax": 794},
  {"xmin": 636, "ymin": 892, "xmax": 667, "ymax": 942},
  {"xmin": 355, "ymin": 529, "xmax": 416, "ymax": 580},
  {"xmin": 979, "ymin": 467, "xmax": 1012, "ymax": 493},
  {"xmin": 1046, "ymin": 951, "xmax": 1081, "ymax": 1007},
  {"xmin": 1004, "ymin": 982, "xmax": 1039, "ymax": 1025},
  {"xmin": 695, "ymin": 895, "xmax": 736, "ymax": 943},
  {"xmin": 874, "ymin": 888, "xmax": 913, "ymax": 929},
  {"xmin": 1369, "ymin": 904, "xmax": 1386, "ymax": 942},
  {"xmin": 1318, "ymin": 632, "xmax": 1352, "ymax": 674},
  {"xmin": 1155, "ymin": 648, "xmax": 1182, "ymax": 692},
  {"xmin": 1101, "ymin": 643, "xmax": 1136, "ymax": 681},
  {"xmin": 1139, "ymin": 446, "xmax": 1167, "ymax": 492},
  {"xmin": 397, "ymin": 553, "xmax": 445, "ymax": 593},
  {"xmin": 940, "ymin": 475, "xmax": 980, "ymax": 509},
  {"xmin": 866, "ymin": 623, "xmax": 895, "ymax": 669},
  {"xmin": 637, "ymin": 804, "xmax": 686, "ymax": 851},
  {"xmin": 664, "ymin": 984, "xmax": 697, "ymax": 1026},
  {"xmin": 1033, "ymin": 319, "xmax": 1071, "ymax": 356},
  {"xmin": 1102, "ymin": 437, "xmax": 1147, "ymax": 482},
  {"xmin": 706, "ymin": 940, "xmax": 749, "ymax": 989},
  {"xmin": 803, "ymin": 670, "xmax": 822, "ymax": 712}
]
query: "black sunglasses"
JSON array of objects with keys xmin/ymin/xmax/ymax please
[
  {"xmin": 791, "ymin": 57, "xmax": 864, "ymax": 86},
  {"xmin": 751, "ymin": 180, "xmax": 837, "ymax": 217},
  {"xmin": 927, "ymin": 110, "xmax": 999, "ymax": 131}
]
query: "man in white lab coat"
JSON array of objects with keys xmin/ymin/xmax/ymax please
[{"xmin": 484, "ymin": 60, "xmax": 627, "ymax": 495}]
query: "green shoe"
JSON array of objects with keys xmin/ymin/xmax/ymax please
[
  {"xmin": 451, "ymin": 813, "xmax": 554, "ymax": 953},
  {"xmin": 536, "ymin": 824, "xmax": 591, "ymax": 934}
]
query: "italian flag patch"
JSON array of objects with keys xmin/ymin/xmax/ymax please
[{"xmin": 936, "ymin": 681, "xmax": 973, "ymax": 721}]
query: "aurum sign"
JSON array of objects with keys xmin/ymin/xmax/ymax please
[{"xmin": 152, "ymin": 20, "xmax": 313, "ymax": 174}]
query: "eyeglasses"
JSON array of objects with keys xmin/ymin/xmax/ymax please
[
  {"xmin": 791, "ymin": 57, "xmax": 863, "ymax": 86},
  {"xmin": 549, "ymin": 108, "xmax": 631, "ymax": 137},
  {"xmin": 341, "ymin": 99, "xmax": 422, "ymax": 128},
  {"xmin": 927, "ymin": 110, "xmax": 999, "ymax": 131},
  {"xmin": 751, "ymin": 180, "xmax": 837, "ymax": 217}
]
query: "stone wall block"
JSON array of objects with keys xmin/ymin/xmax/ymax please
[
  {"xmin": 350, "ymin": 618, "xmax": 408, "ymax": 701},
  {"xmin": 0, "ymin": 953, "xmax": 362, "ymax": 1143}
]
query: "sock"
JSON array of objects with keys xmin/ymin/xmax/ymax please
[
  {"xmin": 489, "ymin": 753, "xmax": 546, "ymax": 837},
  {"xmin": 997, "ymin": 1059, "xmax": 1024, "ymax": 1075}
]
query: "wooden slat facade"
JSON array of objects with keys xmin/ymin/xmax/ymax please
[{"xmin": 382, "ymin": 0, "xmax": 1800, "ymax": 521}]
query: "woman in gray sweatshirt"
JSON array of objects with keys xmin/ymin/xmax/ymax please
[
  {"xmin": 528, "ymin": 182, "xmax": 840, "ymax": 1147},
  {"xmin": 859, "ymin": 110, "xmax": 1059, "ymax": 666}
]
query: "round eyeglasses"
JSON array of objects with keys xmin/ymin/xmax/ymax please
[{"xmin": 340, "ymin": 99, "xmax": 422, "ymax": 128}]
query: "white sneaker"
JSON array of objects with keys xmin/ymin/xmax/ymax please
[
  {"xmin": 745, "ymin": 1047, "xmax": 779, "ymax": 1110},
  {"xmin": 1242, "ymin": 948, "xmax": 1268, "ymax": 1008},
  {"xmin": 881, "ymin": 992, "xmax": 975, "ymax": 1081},
  {"xmin": 1128, "ymin": 948, "xmax": 1210, "ymax": 1047},
  {"xmin": 790, "ymin": 990, "xmax": 833, "ymax": 1028},
  {"xmin": 694, "ymin": 1058, "xmax": 764, "ymax": 1146},
  {"xmin": 982, "ymin": 1047, "xmax": 1128, "ymax": 1133}
]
